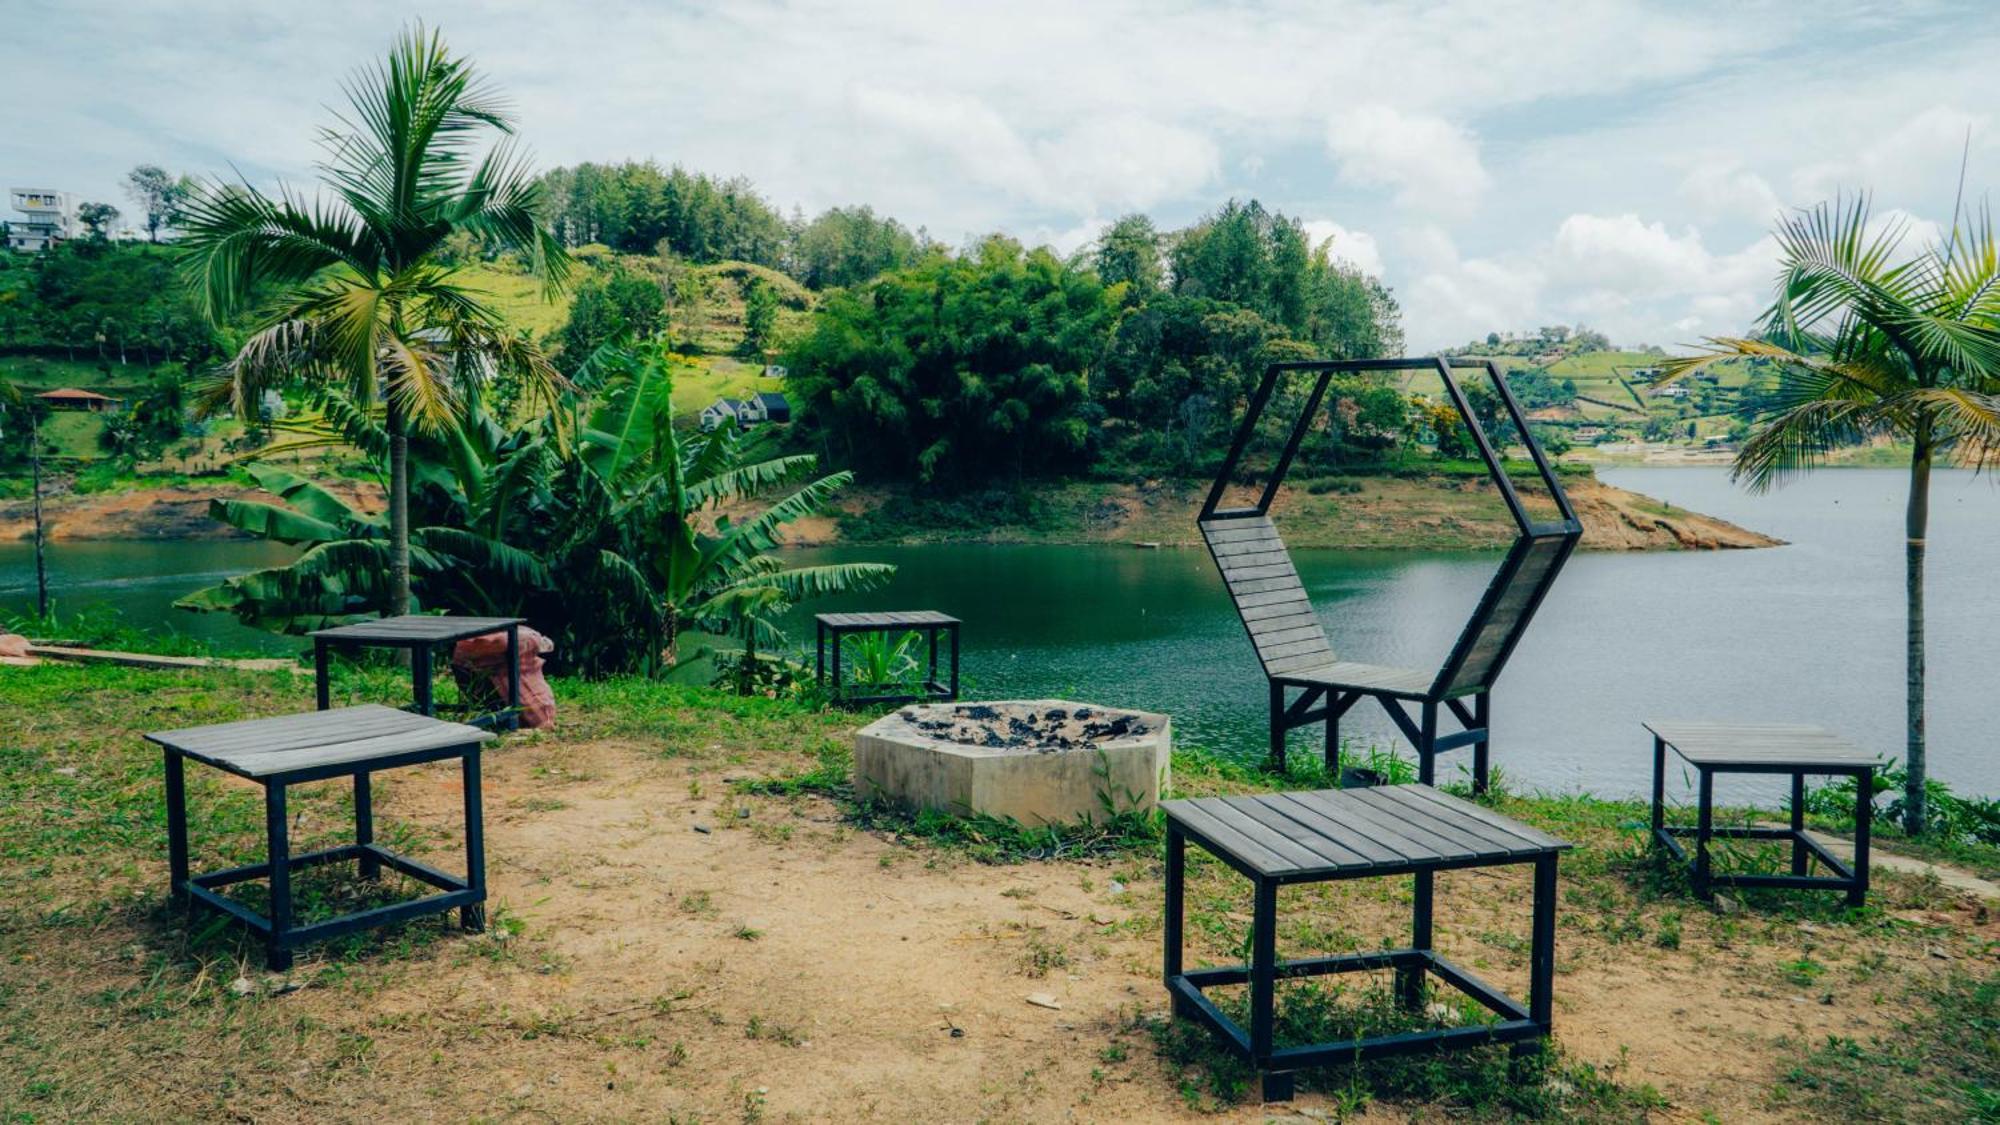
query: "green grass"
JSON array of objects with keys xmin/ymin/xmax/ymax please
[{"xmin": 1773, "ymin": 970, "xmax": 2000, "ymax": 1122}]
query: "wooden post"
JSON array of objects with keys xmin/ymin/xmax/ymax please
[{"xmin": 29, "ymin": 410, "xmax": 49, "ymax": 619}]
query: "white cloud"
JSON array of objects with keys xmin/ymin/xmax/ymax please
[
  {"xmin": 1301, "ymin": 219, "xmax": 1385, "ymax": 277},
  {"xmin": 1680, "ymin": 165, "xmax": 1782, "ymax": 224},
  {"xmin": 1326, "ymin": 104, "xmax": 1489, "ymax": 217}
]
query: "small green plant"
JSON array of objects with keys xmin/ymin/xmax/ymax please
[{"xmin": 842, "ymin": 629, "xmax": 923, "ymax": 691}]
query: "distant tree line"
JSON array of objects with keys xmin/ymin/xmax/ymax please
[
  {"xmin": 786, "ymin": 199, "xmax": 1407, "ymax": 487},
  {"xmin": 534, "ymin": 161, "xmax": 928, "ymax": 290},
  {"xmin": 0, "ymin": 241, "xmax": 226, "ymax": 366}
]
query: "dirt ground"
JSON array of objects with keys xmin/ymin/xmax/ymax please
[{"xmin": 40, "ymin": 728, "xmax": 1978, "ymax": 1123}]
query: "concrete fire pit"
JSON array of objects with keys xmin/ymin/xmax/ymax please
[{"xmin": 855, "ymin": 700, "xmax": 1171, "ymax": 826}]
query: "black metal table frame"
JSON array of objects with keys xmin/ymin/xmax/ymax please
[
  {"xmin": 163, "ymin": 740, "xmax": 487, "ymax": 971},
  {"xmin": 1650, "ymin": 737, "xmax": 1872, "ymax": 906},
  {"xmin": 314, "ymin": 622, "xmax": 522, "ymax": 731},
  {"xmin": 1164, "ymin": 823, "xmax": 1557, "ymax": 1101},
  {"xmin": 815, "ymin": 618, "xmax": 960, "ymax": 706}
]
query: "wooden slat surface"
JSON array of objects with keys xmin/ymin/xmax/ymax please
[
  {"xmin": 1280, "ymin": 660, "xmax": 1434, "ymax": 697},
  {"xmin": 312, "ymin": 614, "xmax": 523, "ymax": 643},
  {"xmin": 147, "ymin": 704, "xmax": 492, "ymax": 778},
  {"xmin": 816, "ymin": 610, "xmax": 960, "ymax": 629},
  {"xmin": 1163, "ymin": 785, "xmax": 1569, "ymax": 878},
  {"xmin": 1644, "ymin": 720, "xmax": 1879, "ymax": 768}
]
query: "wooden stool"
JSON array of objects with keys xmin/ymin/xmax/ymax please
[
  {"xmin": 1163, "ymin": 784, "xmax": 1570, "ymax": 1101},
  {"xmin": 1646, "ymin": 720, "xmax": 1876, "ymax": 906},
  {"xmin": 149, "ymin": 705, "xmax": 494, "ymax": 971}
]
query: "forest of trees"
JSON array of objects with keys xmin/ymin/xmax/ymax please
[
  {"xmin": 0, "ymin": 241, "xmax": 225, "ymax": 365},
  {"xmin": 786, "ymin": 200, "xmax": 1404, "ymax": 485}
]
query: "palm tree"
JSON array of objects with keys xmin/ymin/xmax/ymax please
[
  {"xmin": 177, "ymin": 24, "xmax": 570, "ymax": 616},
  {"xmin": 1661, "ymin": 197, "xmax": 2000, "ymax": 834}
]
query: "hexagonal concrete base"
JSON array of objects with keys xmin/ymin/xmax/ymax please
[{"xmin": 854, "ymin": 700, "xmax": 1171, "ymax": 826}]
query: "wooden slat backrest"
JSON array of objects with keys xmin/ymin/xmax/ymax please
[
  {"xmin": 1199, "ymin": 516, "xmax": 1334, "ymax": 676},
  {"xmin": 1434, "ymin": 533, "xmax": 1571, "ymax": 696}
]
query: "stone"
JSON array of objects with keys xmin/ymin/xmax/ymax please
[
  {"xmin": 854, "ymin": 700, "xmax": 1170, "ymax": 826},
  {"xmin": 1024, "ymin": 993, "xmax": 1063, "ymax": 1010}
]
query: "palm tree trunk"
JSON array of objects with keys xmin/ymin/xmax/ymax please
[
  {"xmin": 30, "ymin": 412, "xmax": 48, "ymax": 619},
  {"xmin": 387, "ymin": 399, "xmax": 412, "ymax": 617},
  {"xmin": 1903, "ymin": 429, "xmax": 1931, "ymax": 835}
]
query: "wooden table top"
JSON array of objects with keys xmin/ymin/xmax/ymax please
[
  {"xmin": 1644, "ymin": 720, "xmax": 1880, "ymax": 769},
  {"xmin": 1163, "ymin": 784, "xmax": 1569, "ymax": 879},
  {"xmin": 147, "ymin": 704, "xmax": 492, "ymax": 780},
  {"xmin": 310, "ymin": 615, "xmax": 524, "ymax": 644}
]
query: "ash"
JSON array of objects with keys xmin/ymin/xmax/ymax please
[{"xmin": 900, "ymin": 703, "xmax": 1153, "ymax": 752}]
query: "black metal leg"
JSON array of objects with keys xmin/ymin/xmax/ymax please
[
  {"xmin": 1324, "ymin": 703, "xmax": 1339, "ymax": 777},
  {"xmin": 1790, "ymin": 772, "xmax": 1808, "ymax": 876},
  {"xmin": 1401, "ymin": 869, "xmax": 1433, "ymax": 1010},
  {"xmin": 1267, "ymin": 681, "xmax": 1286, "ymax": 772},
  {"xmin": 265, "ymin": 783, "xmax": 293, "ymax": 972},
  {"xmin": 815, "ymin": 622, "xmax": 825, "ymax": 691},
  {"xmin": 504, "ymin": 625, "xmax": 521, "ymax": 731},
  {"xmin": 413, "ymin": 644, "xmax": 436, "ymax": 716},
  {"xmin": 927, "ymin": 627, "xmax": 939, "ymax": 696},
  {"xmin": 1528, "ymin": 854, "xmax": 1556, "ymax": 1033},
  {"xmin": 1694, "ymin": 768, "xmax": 1714, "ymax": 900},
  {"xmin": 1249, "ymin": 876, "xmax": 1278, "ymax": 1066},
  {"xmin": 164, "ymin": 749, "xmax": 189, "ymax": 901},
  {"xmin": 948, "ymin": 624, "xmax": 960, "ymax": 700},
  {"xmin": 460, "ymin": 750, "xmax": 486, "ymax": 931},
  {"xmin": 1164, "ymin": 827, "xmax": 1186, "ymax": 1007},
  {"xmin": 355, "ymin": 771, "xmax": 379, "ymax": 879},
  {"xmin": 1472, "ymin": 692, "xmax": 1491, "ymax": 796},
  {"xmin": 1650, "ymin": 735, "xmax": 1666, "ymax": 846},
  {"xmin": 1850, "ymin": 767, "xmax": 1872, "ymax": 907},
  {"xmin": 1417, "ymin": 701, "xmax": 1438, "ymax": 787},
  {"xmin": 314, "ymin": 640, "xmax": 330, "ymax": 711}
]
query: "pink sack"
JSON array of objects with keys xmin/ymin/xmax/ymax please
[{"xmin": 451, "ymin": 626, "xmax": 557, "ymax": 729}]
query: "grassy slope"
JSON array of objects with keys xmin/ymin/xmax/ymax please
[{"xmin": 0, "ymin": 662, "xmax": 1992, "ymax": 1120}]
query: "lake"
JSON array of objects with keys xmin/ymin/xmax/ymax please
[{"xmin": 4, "ymin": 468, "xmax": 1996, "ymax": 798}]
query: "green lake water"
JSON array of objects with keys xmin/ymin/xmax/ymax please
[{"xmin": 5, "ymin": 468, "xmax": 1998, "ymax": 798}]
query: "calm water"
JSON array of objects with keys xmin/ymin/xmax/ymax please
[{"xmin": 5, "ymin": 468, "xmax": 1996, "ymax": 797}]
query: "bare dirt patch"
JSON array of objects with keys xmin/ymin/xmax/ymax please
[{"xmin": 18, "ymin": 732, "xmax": 1972, "ymax": 1121}]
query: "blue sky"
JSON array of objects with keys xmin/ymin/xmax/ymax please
[{"xmin": 6, "ymin": 0, "xmax": 1997, "ymax": 350}]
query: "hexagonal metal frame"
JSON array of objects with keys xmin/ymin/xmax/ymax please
[{"xmin": 1198, "ymin": 357, "xmax": 1584, "ymax": 790}]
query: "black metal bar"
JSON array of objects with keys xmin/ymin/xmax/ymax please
[
  {"xmin": 1651, "ymin": 735, "xmax": 1666, "ymax": 840},
  {"xmin": 1472, "ymin": 358, "xmax": 1580, "ymax": 526},
  {"xmin": 1184, "ymin": 948, "xmax": 1427, "ymax": 987},
  {"xmin": 164, "ymin": 748, "xmax": 188, "ymax": 900},
  {"xmin": 265, "ymin": 783, "xmax": 292, "ymax": 971},
  {"xmin": 1851, "ymin": 767, "xmax": 1872, "ymax": 906},
  {"xmin": 355, "ymin": 771, "xmax": 379, "ymax": 879},
  {"xmin": 1694, "ymin": 768, "xmax": 1714, "ymax": 900},
  {"xmin": 926, "ymin": 627, "xmax": 939, "ymax": 693},
  {"xmin": 1703, "ymin": 873, "xmax": 1863, "ymax": 891},
  {"xmin": 1473, "ymin": 693, "xmax": 1491, "ymax": 796},
  {"xmin": 1267, "ymin": 1019, "xmax": 1543, "ymax": 1069},
  {"xmin": 1529, "ymin": 854, "xmax": 1556, "ymax": 1033},
  {"xmin": 1426, "ymin": 952, "xmax": 1531, "ymax": 1021},
  {"xmin": 186, "ymin": 883, "xmax": 272, "ymax": 934},
  {"xmin": 363, "ymin": 844, "xmax": 470, "ymax": 892},
  {"xmin": 191, "ymin": 844, "xmax": 367, "ymax": 889},
  {"xmin": 1432, "ymin": 357, "xmax": 1531, "ymax": 532},
  {"xmin": 1790, "ymin": 772, "xmax": 1808, "ymax": 876},
  {"xmin": 504, "ymin": 624, "xmax": 521, "ymax": 732},
  {"xmin": 461, "ymin": 749, "xmax": 486, "ymax": 931},
  {"xmin": 831, "ymin": 626, "xmax": 844, "ymax": 705},
  {"xmin": 1164, "ymin": 827, "xmax": 1185, "ymax": 986},
  {"xmin": 1268, "ymin": 681, "xmax": 1287, "ymax": 771},
  {"xmin": 283, "ymin": 889, "xmax": 481, "ymax": 946},
  {"xmin": 1165, "ymin": 975, "xmax": 1251, "ymax": 1053},
  {"xmin": 1249, "ymin": 877, "xmax": 1277, "ymax": 1058},
  {"xmin": 1202, "ymin": 363, "xmax": 1283, "ymax": 519},
  {"xmin": 412, "ymin": 644, "xmax": 434, "ymax": 717},
  {"xmin": 948, "ymin": 624, "xmax": 960, "ymax": 700},
  {"xmin": 1256, "ymin": 369, "xmax": 1335, "ymax": 515},
  {"xmin": 314, "ymin": 640, "xmax": 330, "ymax": 710},
  {"xmin": 1380, "ymin": 698, "xmax": 1424, "ymax": 749},
  {"xmin": 1403, "ymin": 867, "xmax": 1433, "ymax": 1010},
  {"xmin": 1418, "ymin": 701, "xmax": 1438, "ymax": 786}
]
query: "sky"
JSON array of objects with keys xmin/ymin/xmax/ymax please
[{"xmin": 6, "ymin": 0, "xmax": 1998, "ymax": 352}]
